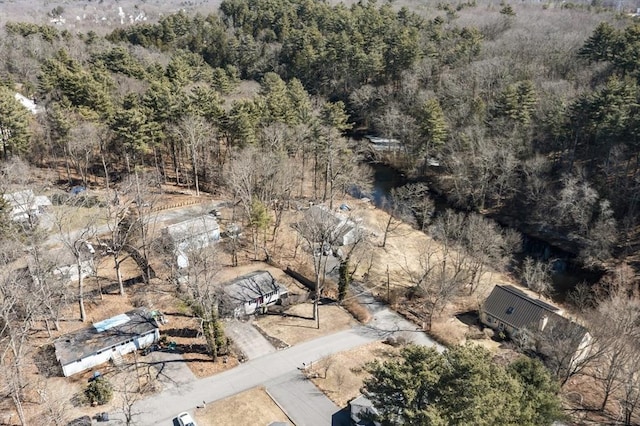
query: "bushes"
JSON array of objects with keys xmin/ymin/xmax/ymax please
[
  {"xmin": 85, "ymin": 377, "xmax": 113, "ymax": 405},
  {"xmin": 343, "ymin": 299, "xmax": 371, "ymax": 323}
]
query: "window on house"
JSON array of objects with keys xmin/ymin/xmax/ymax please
[{"xmin": 506, "ymin": 307, "xmax": 515, "ymax": 315}]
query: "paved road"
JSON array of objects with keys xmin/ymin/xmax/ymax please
[
  {"xmin": 133, "ymin": 328, "xmax": 376, "ymax": 425},
  {"xmin": 266, "ymin": 371, "xmax": 348, "ymax": 426},
  {"xmin": 132, "ymin": 288, "xmax": 443, "ymax": 426},
  {"xmin": 223, "ymin": 319, "xmax": 276, "ymax": 360}
]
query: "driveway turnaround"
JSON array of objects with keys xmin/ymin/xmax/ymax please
[
  {"xmin": 143, "ymin": 349, "xmax": 196, "ymax": 390},
  {"xmin": 266, "ymin": 371, "xmax": 345, "ymax": 426},
  {"xmin": 223, "ymin": 319, "xmax": 276, "ymax": 360}
]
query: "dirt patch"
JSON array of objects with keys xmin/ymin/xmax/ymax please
[
  {"xmin": 255, "ymin": 303, "xmax": 355, "ymax": 346},
  {"xmin": 306, "ymin": 341, "xmax": 401, "ymax": 408},
  {"xmin": 195, "ymin": 387, "xmax": 290, "ymax": 426}
]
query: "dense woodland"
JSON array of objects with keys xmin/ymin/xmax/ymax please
[
  {"xmin": 1, "ymin": 0, "xmax": 640, "ymax": 270},
  {"xmin": 2, "ymin": 0, "xmax": 640, "ymax": 424}
]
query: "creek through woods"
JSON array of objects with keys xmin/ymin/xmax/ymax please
[{"xmin": 363, "ymin": 161, "xmax": 603, "ymax": 302}]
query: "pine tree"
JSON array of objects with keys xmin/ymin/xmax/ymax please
[{"xmin": 0, "ymin": 86, "xmax": 32, "ymax": 160}]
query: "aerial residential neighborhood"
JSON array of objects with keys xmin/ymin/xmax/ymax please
[{"xmin": 2, "ymin": 0, "xmax": 640, "ymax": 425}]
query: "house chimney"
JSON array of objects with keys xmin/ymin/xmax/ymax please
[{"xmin": 539, "ymin": 314, "xmax": 548, "ymax": 332}]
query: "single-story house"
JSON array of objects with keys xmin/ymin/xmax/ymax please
[
  {"xmin": 480, "ymin": 284, "xmax": 592, "ymax": 366},
  {"xmin": 3, "ymin": 189, "xmax": 51, "ymax": 223},
  {"xmin": 221, "ymin": 270, "xmax": 288, "ymax": 317},
  {"xmin": 54, "ymin": 308, "xmax": 160, "ymax": 377},
  {"xmin": 350, "ymin": 394, "xmax": 381, "ymax": 426},
  {"xmin": 28, "ymin": 242, "xmax": 96, "ymax": 284},
  {"xmin": 480, "ymin": 284, "xmax": 563, "ymax": 337},
  {"xmin": 303, "ymin": 205, "xmax": 359, "ymax": 246},
  {"xmin": 162, "ymin": 214, "xmax": 220, "ymax": 268}
]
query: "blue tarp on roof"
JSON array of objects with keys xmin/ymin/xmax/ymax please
[{"xmin": 93, "ymin": 313, "xmax": 130, "ymax": 332}]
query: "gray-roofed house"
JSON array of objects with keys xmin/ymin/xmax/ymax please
[
  {"xmin": 480, "ymin": 285, "xmax": 563, "ymax": 337},
  {"xmin": 221, "ymin": 270, "xmax": 288, "ymax": 317},
  {"xmin": 303, "ymin": 205, "xmax": 359, "ymax": 246},
  {"xmin": 3, "ymin": 189, "xmax": 51, "ymax": 223},
  {"xmin": 54, "ymin": 308, "xmax": 160, "ymax": 377},
  {"xmin": 480, "ymin": 284, "xmax": 592, "ymax": 366},
  {"xmin": 350, "ymin": 394, "xmax": 381, "ymax": 426},
  {"xmin": 162, "ymin": 214, "xmax": 220, "ymax": 268}
]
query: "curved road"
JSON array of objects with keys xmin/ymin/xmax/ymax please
[{"xmin": 132, "ymin": 295, "xmax": 443, "ymax": 426}]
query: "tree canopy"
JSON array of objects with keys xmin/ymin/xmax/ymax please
[{"xmin": 363, "ymin": 344, "xmax": 563, "ymax": 426}]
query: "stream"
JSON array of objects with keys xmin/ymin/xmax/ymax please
[{"xmin": 366, "ymin": 162, "xmax": 603, "ymax": 302}]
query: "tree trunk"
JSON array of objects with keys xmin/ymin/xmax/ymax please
[
  {"xmin": 191, "ymin": 143, "xmax": 200, "ymax": 197},
  {"xmin": 78, "ymin": 262, "xmax": 86, "ymax": 322},
  {"xmin": 100, "ymin": 151, "xmax": 110, "ymax": 190},
  {"xmin": 115, "ymin": 257, "xmax": 124, "ymax": 296}
]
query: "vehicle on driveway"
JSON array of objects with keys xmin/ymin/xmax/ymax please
[{"xmin": 177, "ymin": 412, "xmax": 197, "ymax": 426}]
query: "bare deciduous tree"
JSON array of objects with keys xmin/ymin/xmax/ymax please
[
  {"xmin": 51, "ymin": 200, "xmax": 98, "ymax": 322},
  {"xmin": 519, "ymin": 257, "xmax": 553, "ymax": 297}
]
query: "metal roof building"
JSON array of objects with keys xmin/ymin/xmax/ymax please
[{"xmin": 480, "ymin": 284, "xmax": 561, "ymax": 333}]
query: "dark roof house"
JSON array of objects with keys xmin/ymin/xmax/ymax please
[
  {"xmin": 480, "ymin": 285, "xmax": 562, "ymax": 333},
  {"xmin": 221, "ymin": 270, "xmax": 288, "ymax": 316},
  {"xmin": 54, "ymin": 308, "xmax": 159, "ymax": 377},
  {"xmin": 480, "ymin": 284, "xmax": 592, "ymax": 367}
]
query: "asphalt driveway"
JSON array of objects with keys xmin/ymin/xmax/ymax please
[
  {"xmin": 224, "ymin": 319, "xmax": 276, "ymax": 360},
  {"xmin": 266, "ymin": 371, "xmax": 349, "ymax": 426}
]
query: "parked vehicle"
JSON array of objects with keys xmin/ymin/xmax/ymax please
[{"xmin": 177, "ymin": 412, "xmax": 197, "ymax": 426}]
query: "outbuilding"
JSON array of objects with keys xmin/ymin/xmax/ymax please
[{"xmin": 54, "ymin": 308, "xmax": 160, "ymax": 377}]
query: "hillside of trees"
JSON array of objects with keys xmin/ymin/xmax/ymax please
[
  {"xmin": 1, "ymin": 0, "xmax": 639, "ymax": 275},
  {"xmin": 2, "ymin": 0, "xmax": 640, "ymax": 424},
  {"xmin": 1, "ymin": 0, "xmax": 636, "ymax": 312}
]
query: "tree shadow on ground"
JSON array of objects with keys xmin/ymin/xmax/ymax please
[
  {"xmin": 163, "ymin": 327, "xmax": 199, "ymax": 338},
  {"xmin": 34, "ymin": 344, "xmax": 63, "ymax": 378},
  {"xmin": 455, "ymin": 310, "xmax": 479, "ymax": 327}
]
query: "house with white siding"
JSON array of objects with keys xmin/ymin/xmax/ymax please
[
  {"xmin": 54, "ymin": 308, "xmax": 160, "ymax": 377},
  {"xmin": 162, "ymin": 214, "xmax": 220, "ymax": 268},
  {"xmin": 3, "ymin": 189, "xmax": 51, "ymax": 223}
]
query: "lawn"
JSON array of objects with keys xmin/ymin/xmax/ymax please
[
  {"xmin": 255, "ymin": 302, "xmax": 355, "ymax": 346},
  {"xmin": 195, "ymin": 387, "xmax": 289, "ymax": 426}
]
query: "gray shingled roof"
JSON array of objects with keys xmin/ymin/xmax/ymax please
[
  {"xmin": 164, "ymin": 215, "xmax": 219, "ymax": 243},
  {"xmin": 482, "ymin": 285, "xmax": 560, "ymax": 331},
  {"xmin": 222, "ymin": 270, "xmax": 287, "ymax": 303},
  {"xmin": 54, "ymin": 308, "xmax": 158, "ymax": 366}
]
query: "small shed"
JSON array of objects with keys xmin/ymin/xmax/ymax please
[
  {"xmin": 222, "ymin": 270, "xmax": 288, "ymax": 317},
  {"xmin": 3, "ymin": 189, "xmax": 51, "ymax": 223},
  {"xmin": 162, "ymin": 215, "xmax": 220, "ymax": 268},
  {"xmin": 54, "ymin": 308, "xmax": 160, "ymax": 377}
]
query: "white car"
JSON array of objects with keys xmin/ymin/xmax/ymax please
[{"xmin": 177, "ymin": 412, "xmax": 197, "ymax": 426}]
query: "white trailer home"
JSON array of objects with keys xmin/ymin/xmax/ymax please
[{"xmin": 54, "ymin": 308, "xmax": 160, "ymax": 377}]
